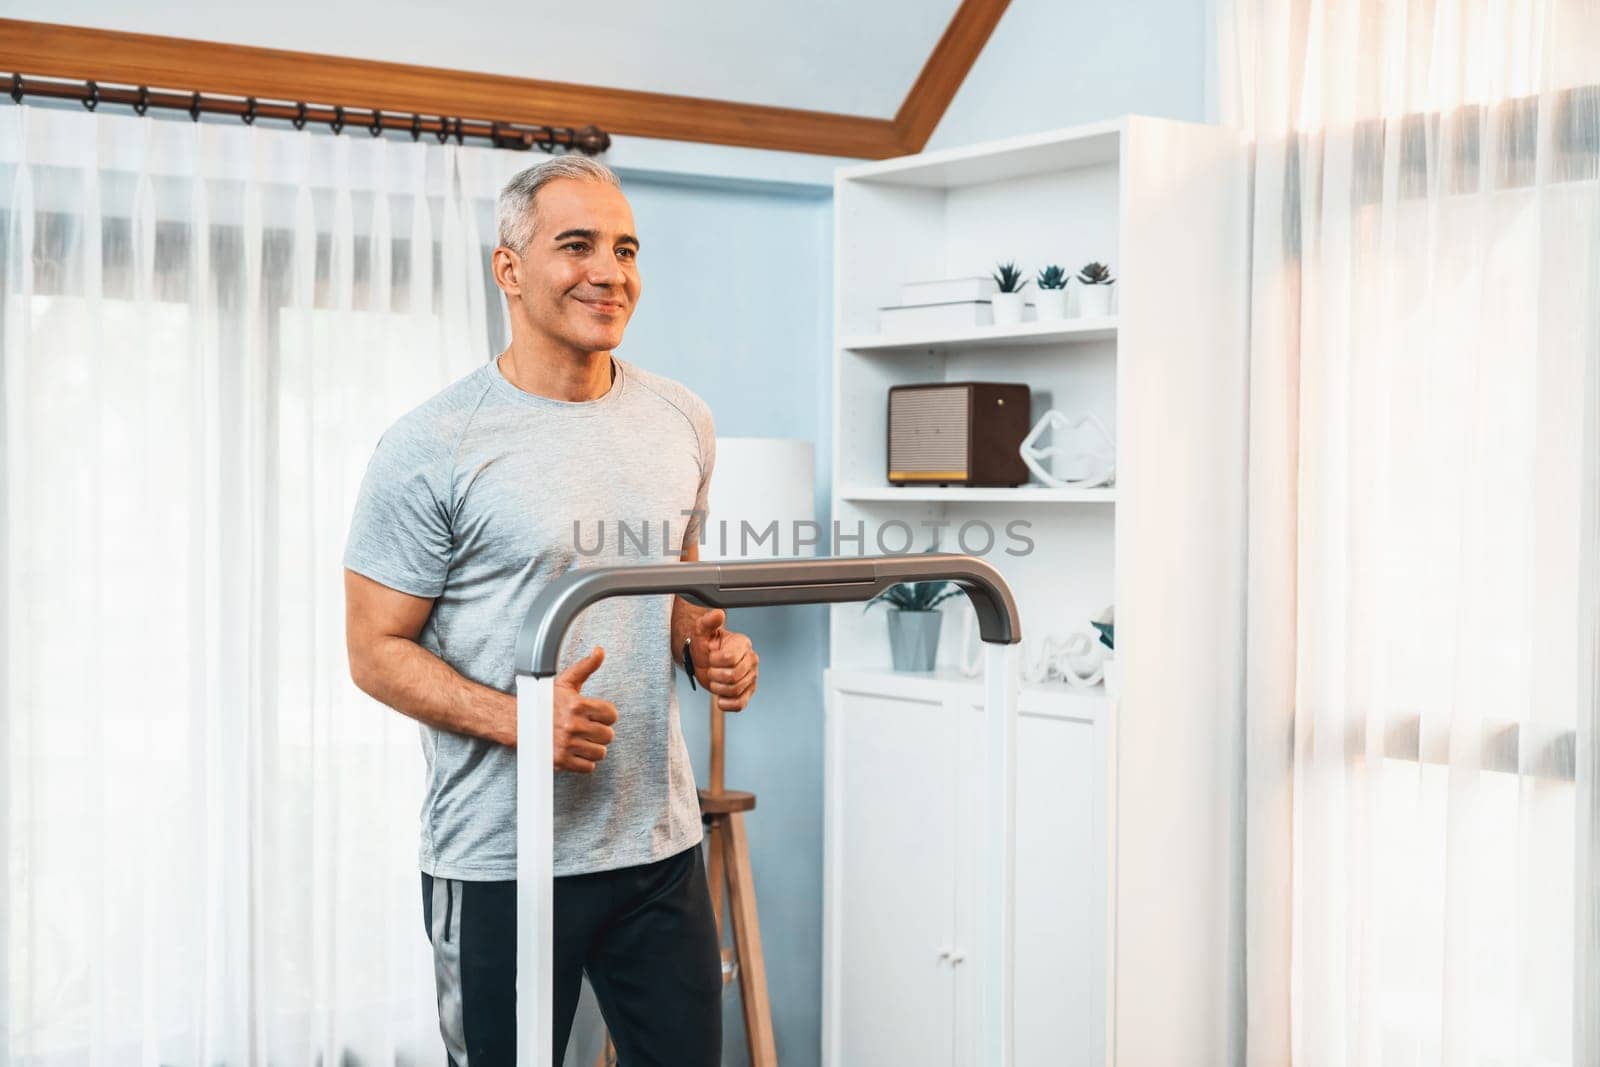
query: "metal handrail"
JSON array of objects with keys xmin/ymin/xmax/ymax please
[{"xmin": 515, "ymin": 552, "xmax": 1021, "ymax": 677}]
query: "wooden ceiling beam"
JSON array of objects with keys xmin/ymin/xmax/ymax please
[
  {"xmin": 0, "ymin": 4, "xmax": 1009, "ymax": 161},
  {"xmin": 0, "ymin": 18, "xmax": 901, "ymax": 159},
  {"xmin": 892, "ymin": 0, "xmax": 1011, "ymax": 153}
]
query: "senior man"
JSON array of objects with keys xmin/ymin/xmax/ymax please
[{"xmin": 343, "ymin": 155, "xmax": 759, "ymax": 1066}]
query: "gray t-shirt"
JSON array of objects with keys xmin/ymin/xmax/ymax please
[{"xmin": 344, "ymin": 355, "xmax": 714, "ymax": 879}]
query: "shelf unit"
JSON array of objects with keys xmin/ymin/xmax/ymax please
[
  {"xmin": 823, "ymin": 116, "xmax": 1250, "ymax": 1066},
  {"xmin": 828, "ymin": 121, "xmax": 1131, "ymax": 673}
]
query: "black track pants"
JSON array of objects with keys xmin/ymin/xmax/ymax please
[{"xmin": 420, "ymin": 842, "xmax": 723, "ymax": 1066}]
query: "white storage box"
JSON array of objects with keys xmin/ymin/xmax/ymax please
[
  {"xmin": 879, "ymin": 300, "xmax": 994, "ymax": 335},
  {"xmin": 900, "ymin": 275, "xmax": 999, "ymax": 305}
]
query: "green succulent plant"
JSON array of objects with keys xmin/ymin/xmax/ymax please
[
  {"xmin": 1036, "ymin": 264, "xmax": 1069, "ymax": 290},
  {"xmin": 991, "ymin": 260, "xmax": 1029, "ymax": 293},
  {"xmin": 1092, "ymin": 619, "xmax": 1114, "ymax": 650},
  {"xmin": 1092, "ymin": 605, "xmax": 1114, "ymax": 650},
  {"xmin": 1077, "ymin": 261, "xmax": 1115, "ymax": 286}
]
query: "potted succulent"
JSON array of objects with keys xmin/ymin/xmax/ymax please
[
  {"xmin": 990, "ymin": 261, "xmax": 1029, "ymax": 326},
  {"xmin": 1076, "ymin": 261, "xmax": 1115, "ymax": 317},
  {"xmin": 1034, "ymin": 264, "xmax": 1069, "ymax": 320},
  {"xmin": 865, "ymin": 577, "xmax": 961, "ymax": 671}
]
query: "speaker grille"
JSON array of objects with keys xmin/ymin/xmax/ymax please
[{"xmin": 889, "ymin": 387, "xmax": 968, "ymax": 476}]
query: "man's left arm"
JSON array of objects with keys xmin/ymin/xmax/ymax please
[{"xmin": 671, "ymin": 540, "xmax": 759, "ymax": 711}]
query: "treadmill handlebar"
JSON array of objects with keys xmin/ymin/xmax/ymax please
[{"xmin": 514, "ymin": 553, "xmax": 1021, "ymax": 677}]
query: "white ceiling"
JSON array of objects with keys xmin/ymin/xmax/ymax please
[{"xmin": 10, "ymin": 0, "xmax": 968, "ymax": 118}]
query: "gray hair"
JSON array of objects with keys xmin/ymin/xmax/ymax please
[{"xmin": 496, "ymin": 156, "xmax": 622, "ymax": 254}]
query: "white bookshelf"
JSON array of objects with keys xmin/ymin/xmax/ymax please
[{"xmin": 823, "ymin": 116, "xmax": 1250, "ymax": 1067}]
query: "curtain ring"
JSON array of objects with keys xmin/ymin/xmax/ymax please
[
  {"xmin": 410, "ymin": 113, "xmax": 422, "ymax": 141},
  {"xmin": 369, "ymin": 108, "xmax": 384, "ymax": 136},
  {"xmin": 453, "ymin": 116, "xmax": 465, "ymax": 145},
  {"xmin": 537, "ymin": 126, "xmax": 556, "ymax": 154},
  {"xmin": 9, "ymin": 74, "xmax": 22, "ymax": 105},
  {"xmin": 293, "ymin": 102, "xmax": 307, "ymax": 130},
  {"xmin": 242, "ymin": 97, "xmax": 257, "ymax": 125},
  {"xmin": 330, "ymin": 105, "xmax": 345, "ymax": 135},
  {"xmin": 189, "ymin": 91, "xmax": 202, "ymax": 122},
  {"xmin": 82, "ymin": 80, "xmax": 98, "ymax": 111},
  {"xmin": 133, "ymin": 85, "xmax": 149, "ymax": 116},
  {"xmin": 501, "ymin": 125, "xmax": 532, "ymax": 150},
  {"xmin": 436, "ymin": 116, "xmax": 451, "ymax": 144}
]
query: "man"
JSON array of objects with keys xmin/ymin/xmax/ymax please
[{"xmin": 343, "ymin": 155, "xmax": 759, "ymax": 1066}]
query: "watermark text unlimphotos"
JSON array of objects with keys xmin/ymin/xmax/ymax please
[{"xmin": 571, "ymin": 510, "xmax": 1036, "ymax": 558}]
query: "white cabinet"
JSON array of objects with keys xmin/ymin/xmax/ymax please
[
  {"xmin": 978, "ymin": 702, "xmax": 1104, "ymax": 1067},
  {"xmin": 831, "ymin": 682, "xmax": 961, "ymax": 1066},
  {"xmin": 823, "ymin": 669, "xmax": 1107, "ymax": 1067}
]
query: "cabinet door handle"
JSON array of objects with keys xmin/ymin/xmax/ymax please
[
  {"xmin": 937, "ymin": 947, "xmax": 952, "ymax": 961},
  {"xmin": 949, "ymin": 951, "xmax": 966, "ymax": 965}
]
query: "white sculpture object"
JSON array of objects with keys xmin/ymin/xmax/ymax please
[
  {"xmin": 966, "ymin": 601, "xmax": 1116, "ymax": 689},
  {"xmin": 1017, "ymin": 632, "xmax": 1108, "ymax": 688},
  {"xmin": 1056, "ymin": 632, "xmax": 1107, "ymax": 688},
  {"xmin": 1019, "ymin": 410, "xmax": 1116, "ymax": 489}
]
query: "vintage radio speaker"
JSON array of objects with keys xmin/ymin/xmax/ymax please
[{"xmin": 887, "ymin": 382, "xmax": 1031, "ymax": 487}]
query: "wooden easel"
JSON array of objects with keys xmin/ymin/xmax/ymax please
[{"xmin": 594, "ymin": 689, "xmax": 778, "ymax": 1067}]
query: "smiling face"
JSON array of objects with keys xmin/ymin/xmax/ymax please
[{"xmin": 493, "ymin": 177, "xmax": 641, "ymax": 355}]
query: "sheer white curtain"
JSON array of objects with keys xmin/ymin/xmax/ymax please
[
  {"xmin": 0, "ymin": 104, "xmax": 525, "ymax": 1064},
  {"xmin": 1227, "ymin": 1, "xmax": 1600, "ymax": 1064}
]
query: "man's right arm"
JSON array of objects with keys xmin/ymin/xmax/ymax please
[
  {"xmin": 344, "ymin": 568, "xmax": 518, "ymax": 748},
  {"xmin": 344, "ymin": 568, "xmax": 619, "ymax": 771}
]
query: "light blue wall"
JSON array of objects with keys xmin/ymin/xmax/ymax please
[
  {"xmin": 614, "ymin": 173, "xmax": 834, "ymax": 1067},
  {"xmin": 927, "ymin": 0, "xmax": 1211, "ymax": 149}
]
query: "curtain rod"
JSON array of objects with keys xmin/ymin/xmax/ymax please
[{"xmin": 4, "ymin": 72, "xmax": 612, "ymax": 154}]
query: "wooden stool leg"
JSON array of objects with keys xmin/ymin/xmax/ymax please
[
  {"xmin": 724, "ymin": 811, "xmax": 779, "ymax": 1066},
  {"xmin": 706, "ymin": 815, "xmax": 737, "ymax": 992},
  {"xmin": 706, "ymin": 816, "xmax": 726, "ymax": 939}
]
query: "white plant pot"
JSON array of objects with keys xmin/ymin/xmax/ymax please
[
  {"xmin": 1034, "ymin": 288, "xmax": 1069, "ymax": 321},
  {"xmin": 991, "ymin": 291, "xmax": 1026, "ymax": 325},
  {"xmin": 887, "ymin": 609, "xmax": 943, "ymax": 671},
  {"xmin": 1076, "ymin": 283, "xmax": 1114, "ymax": 318}
]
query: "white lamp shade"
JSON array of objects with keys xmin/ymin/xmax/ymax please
[{"xmin": 702, "ymin": 437, "xmax": 816, "ymax": 561}]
